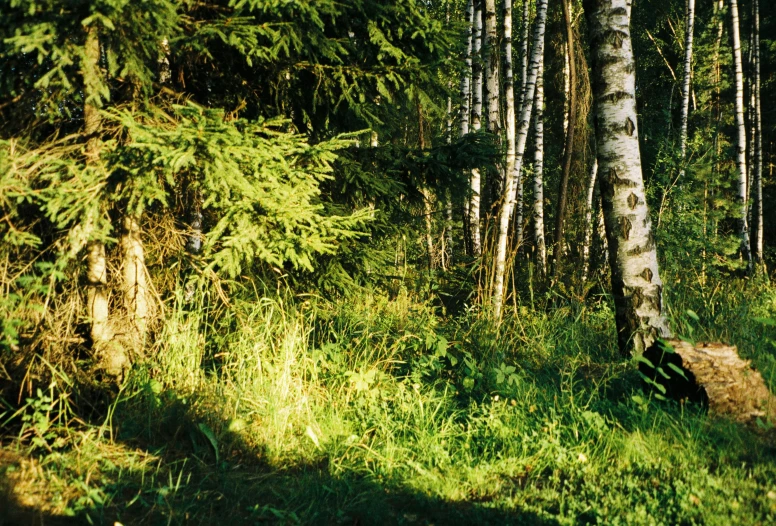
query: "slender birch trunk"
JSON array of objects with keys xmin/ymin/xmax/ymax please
[
  {"xmin": 461, "ymin": 0, "xmax": 474, "ymax": 255},
  {"xmin": 460, "ymin": 0, "xmax": 474, "ymax": 138},
  {"xmin": 513, "ymin": 0, "xmax": 532, "ymax": 248},
  {"xmin": 678, "ymin": 0, "xmax": 695, "ymax": 179},
  {"xmin": 582, "ymin": 156, "xmax": 598, "ymax": 282},
  {"xmin": 419, "ymin": 105, "xmax": 435, "ymax": 271},
  {"xmin": 470, "ymin": 0, "xmax": 484, "ymax": 257},
  {"xmin": 484, "ymin": 0, "xmax": 502, "ymax": 202},
  {"xmin": 504, "ymin": 0, "xmax": 516, "ymax": 222},
  {"xmin": 552, "ymin": 0, "xmax": 577, "ymax": 278},
  {"xmin": 533, "ymin": 50, "xmax": 547, "ymax": 278},
  {"xmin": 728, "ymin": 0, "xmax": 752, "ymax": 270},
  {"xmin": 517, "ymin": 0, "xmax": 532, "ymax": 118},
  {"xmin": 445, "ymin": 94, "xmax": 454, "ymax": 267},
  {"xmin": 82, "ymin": 27, "xmax": 112, "ymax": 355},
  {"xmin": 584, "ymin": 0, "xmax": 672, "ymax": 355},
  {"xmin": 752, "ymin": 0, "xmax": 763, "ymax": 266},
  {"xmin": 492, "ymin": 0, "xmax": 548, "ymax": 318}
]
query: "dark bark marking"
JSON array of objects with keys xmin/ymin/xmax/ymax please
[
  {"xmin": 625, "ymin": 117, "xmax": 635, "ymax": 136},
  {"xmin": 599, "ymin": 90, "xmax": 633, "ymax": 104},
  {"xmin": 627, "ymin": 192, "xmax": 638, "ymax": 209},
  {"xmin": 641, "ymin": 267, "xmax": 654, "ymax": 283},
  {"xmin": 619, "ymin": 216, "xmax": 632, "ymax": 240}
]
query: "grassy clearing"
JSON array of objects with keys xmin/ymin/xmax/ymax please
[{"xmin": 2, "ymin": 277, "xmax": 776, "ymax": 525}]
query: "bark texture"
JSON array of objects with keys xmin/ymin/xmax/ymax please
[
  {"xmin": 533, "ymin": 44, "xmax": 546, "ymax": 278},
  {"xmin": 644, "ymin": 340, "xmax": 776, "ymax": 426},
  {"xmin": 582, "ymin": 156, "xmax": 598, "ymax": 282},
  {"xmin": 728, "ymin": 0, "xmax": 752, "ymax": 269},
  {"xmin": 678, "ymin": 0, "xmax": 695, "ymax": 179},
  {"xmin": 121, "ymin": 216, "xmax": 149, "ymax": 348},
  {"xmin": 460, "ymin": 0, "xmax": 474, "ymax": 138},
  {"xmin": 752, "ymin": 0, "xmax": 764, "ymax": 266},
  {"xmin": 492, "ymin": 0, "xmax": 548, "ymax": 319},
  {"xmin": 469, "ymin": 0, "xmax": 484, "ymax": 257},
  {"xmin": 584, "ymin": 0, "xmax": 671, "ymax": 355},
  {"xmin": 484, "ymin": 0, "xmax": 501, "ymax": 138}
]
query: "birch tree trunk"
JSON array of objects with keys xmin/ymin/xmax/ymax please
[
  {"xmin": 552, "ymin": 0, "xmax": 577, "ymax": 278},
  {"xmin": 582, "ymin": 156, "xmax": 598, "ymax": 282},
  {"xmin": 728, "ymin": 0, "xmax": 752, "ymax": 270},
  {"xmin": 504, "ymin": 0, "xmax": 517, "ymax": 226},
  {"xmin": 492, "ymin": 0, "xmax": 548, "ymax": 319},
  {"xmin": 533, "ymin": 50, "xmax": 547, "ymax": 278},
  {"xmin": 460, "ymin": 0, "xmax": 474, "ymax": 139},
  {"xmin": 752, "ymin": 0, "xmax": 764, "ymax": 267},
  {"xmin": 678, "ymin": 0, "xmax": 695, "ymax": 179},
  {"xmin": 470, "ymin": 0, "xmax": 484, "ymax": 257},
  {"xmin": 584, "ymin": 0, "xmax": 672, "ymax": 355},
  {"xmin": 517, "ymin": 0, "xmax": 532, "ymax": 120},
  {"xmin": 82, "ymin": 26, "xmax": 112, "ymax": 357},
  {"xmin": 484, "ymin": 0, "xmax": 502, "ymax": 204}
]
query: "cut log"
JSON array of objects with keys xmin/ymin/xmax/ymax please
[{"xmin": 642, "ymin": 339, "xmax": 776, "ymax": 426}]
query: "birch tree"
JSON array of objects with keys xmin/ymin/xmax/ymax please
[
  {"xmin": 581, "ymin": 156, "xmax": 598, "ymax": 282},
  {"xmin": 584, "ymin": 0, "xmax": 671, "ymax": 355},
  {"xmin": 460, "ymin": 0, "xmax": 474, "ymax": 254},
  {"xmin": 513, "ymin": 0, "xmax": 532, "ymax": 248},
  {"xmin": 728, "ymin": 0, "xmax": 752, "ymax": 270},
  {"xmin": 504, "ymin": 0, "xmax": 517, "ymax": 236},
  {"xmin": 493, "ymin": 0, "xmax": 548, "ymax": 319},
  {"xmin": 470, "ymin": 0, "xmax": 484, "ymax": 257},
  {"xmin": 678, "ymin": 0, "xmax": 695, "ymax": 179},
  {"xmin": 752, "ymin": 0, "xmax": 764, "ymax": 266},
  {"xmin": 533, "ymin": 49, "xmax": 547, "ymax": 277}
]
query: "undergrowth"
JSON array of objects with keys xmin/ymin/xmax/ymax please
[{"xmin": 2, "ymin": 275, "xmax": 776, "ymax": 525}]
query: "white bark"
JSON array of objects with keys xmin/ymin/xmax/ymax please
[
  {"xmin": 532, "ymin": 51, "xmax": 546, "ymax": 277},
  {"xmin": 493, "ymin": 0, "xmax": 548, "ymax": 318},
  {"xmin": 159, "ymin": 38, "xmax": 171, "ymax": 84},
  {"xmin": 470, "ymin": 0, "xmax": 484, "ymax": 257},
  {"xmin": 752, "ymin": 0, "xmax": 764, "ymax": 265},
  {"xmin": 484, "ymin": 0, "xmax": 501, "ymax": 138},
  {"xmin": 460, "ymin": 0, "xmax": 474, "ymax": 138},
  {"xmin": 582, "ymin": 156, "xmax": 598, "ymax": 282},
  {"xmin": 678, "ymin": 0, "xmax": 695, "ymax": 179},
  {"xmin": 728, "ymin": 0, "xmax": 752, "ymax": 269},
  {"xmin": 504, "ymin": 0, "xmax": 516, "ymax": 226},
  {"xmin": 517, "ymin": 0, "xmax": 532, "ymax": 117},
  {"xmin": 585, "ymin": 0, "xmax": 671, "ymax": 355}
]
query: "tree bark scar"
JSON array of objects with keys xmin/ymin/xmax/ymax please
[
  {"xmin": 631, "ymin": 286, "xmax": 644, "ymax": 309},
  {"xmin": 627, "ymin": 192, "xmax": 638, "ymax": 209},
  {"xmin": 625, "ymin": 117, "xmax": 635, "ymax": 136},
  {"xmin": 640, "ymin": 267, "xmax": 654, "ymax": 283},
  {"xmin": 619, "ymin": 216, "xmax": 632, "ymax": 240}
]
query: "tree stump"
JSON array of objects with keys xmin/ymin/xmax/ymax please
[{"xmin": 642, "ymin": 339, "xmax": 776, "ymax": 426}]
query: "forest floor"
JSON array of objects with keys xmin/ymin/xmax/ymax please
[{"xmin": 2, "ymin": 275, "xmax": 776, "ymax": 525}]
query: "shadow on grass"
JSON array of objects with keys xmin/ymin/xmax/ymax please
[{"xmin": 1, "ymin": 387, "xmax": 559, "ymax": 526}]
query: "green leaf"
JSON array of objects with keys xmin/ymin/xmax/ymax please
[{"xmin": 198, "ymin": 423, "xmax": 219, "ymax": 463}]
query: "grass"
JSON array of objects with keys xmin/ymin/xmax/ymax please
[{"xmin": 2, "ymin": 275, "xmax": 776, "ymax": 525}]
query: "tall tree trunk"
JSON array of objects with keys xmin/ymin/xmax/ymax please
[
  {"xmin": 517, "ymin": 0, "xmax": 532, "ymax": 119},
  {"xmin": 460, "ymin": 0, "xmax": 474, "ymax": 138},
  {"xmin": 470, "ymin": 0, "xmax": 484, "ymax": 257},
  {"xmin": 533, "ymin": 49, "xmax": 547, "ymax": 278},
  {"xmin": 584, "ymin": 0, "xmax": 672, "ymax": 355},
  {"xmin": 582, "ymin": 156, "xmax": 598, "ymax": 282},
  {"xmin": 552, "ymin": 0, "xmax": 577, "ymax": 279},
  {"xmin": 678, "ymin": 0, "xmax": 695, "ymax": 179},
  {"xmin": 728, "ymin": 0, "xmax": 752, "ymax": 270},
  {"xmin": 492, "ymin": 0, "xmax": 548, "ymax": 319},
  {"xmin": 484, "ymin": 0, "xmax": 502, "ymax": 200},
  {"xmin": 419, "ymin": 105, "xmax": 435, "ymax": 272},
  {"xmin": 82, "ymin": 27, "xmax": 112, "ymax": 357},
  {"xmin": 504, "ymin": 0, "xmax": 516, "ymax": 224},
  {"xmin": 752, "ymin": 0, "xmax": 764, "ymax": 267},
  {"xmin": 445, "ymin": 93, "xmax": 454, "ymax": 268}
]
